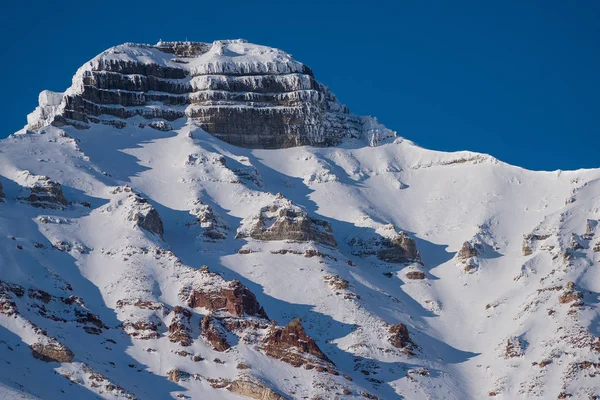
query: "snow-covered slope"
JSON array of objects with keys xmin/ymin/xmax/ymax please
[{"xmin": 1, "ymin": 40, "xmax": 599, "ymax": 400}]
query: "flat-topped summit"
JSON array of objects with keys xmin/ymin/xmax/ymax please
[{"xmin": 26, "ymin": 39, "xmax": 394, "ymax": 148}]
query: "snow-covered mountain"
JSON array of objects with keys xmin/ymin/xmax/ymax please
[{"xmin": 1, "ymin": 39, "xmax": 599, "ymax": 400}]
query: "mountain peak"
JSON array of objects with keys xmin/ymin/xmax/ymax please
[{"xmin": 25, "ymin": 39, "xmax": 395, "ymax": 149}]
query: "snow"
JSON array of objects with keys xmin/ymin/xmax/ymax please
[{"xmin": 1, "ymin": 40, "xmax": 599, "ymax": 400}]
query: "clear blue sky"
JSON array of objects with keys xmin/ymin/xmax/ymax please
[{"xmin": 2, "ymin": 0, "xmax": 598, "ymax": 171}]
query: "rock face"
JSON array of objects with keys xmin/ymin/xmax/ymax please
[
  {"xmin": 116, "ymin": 187, "xmax": 164, "ymax": 236},
  {"xmin": 19, "ymin": 174, "xmax": 68, "ymax": 209},
  {"xmin": 227, "ymin": 379, "xmax": 287, "ymax": 400},
  {"xmin": 187, "ymin": 280, "xmax": 268, "ymax": 319},
  {"xmin": 0, "ymin": 181, "xmax": 5, "ymax": 202},
  {"xmin": 31, "ymin": 340, "xmax": 75, "ymax": 363},
  {"xmin": 389, "ymin": 323, "xmax": 415, "ymax": 355},
  {"xmin": 237, "ymin": 197, "xmax": 337, "ymax": 247},
  {"xmin": 26, "ymin": 40, "xmax": 396, "ymax": 148},
  {"xmin": 457, "ymin": 241, "xmax": 478, "ymax": 259},
  {"xmin": 377, "ymin": 232, "xmax": 421, "ymax": 264},
  {"xmin": 263, "ymin": 318, "xmax": 335, "ymax": 373},
  {"xmin": 200, "ymin": 314, "xmax": 230, "ymax": 352},
  {"xmin": 167, "ymin": 306, "xmax": 193, "ymax": 346}
]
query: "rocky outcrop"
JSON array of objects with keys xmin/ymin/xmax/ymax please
[
  {"xmin": 405, "ymin": 271, "xmax": 426, "ymax": 280},
  {"xmin": 200, "ymin": 314, "xmax": 230, "ymax": 352},
  {"xmin": 349, "ymin": 229, "xmax": 422, "ymax": 265},
  {"xmin": 389, "ymin": 323, "xmax": 415, "ymax": 355},
  {"xmin": 377, "ymin": 232, "xmax": 421, "ymax": 264},
  {"xmin": 457, "ymin": 241, "xmax": 478, "ymax": 259},
  {"xmin": 114, "ymin": 187, "xmax": 164, "ymax": 235},
  {"xmin": 237, "ymin": 197, "xmax": 337, "ymax": 247},
  {"xmin": 522, "ymin": 233, "xmax": 551, "ymax": 256},
  {"xmin": 188, "ymin": 200, "xmax": 228, "ymax": 240},
  {"xmin": 558, "ymin": 282, "xmax": 583, "ymax": 305},
  {"xmin": 19, "ymin": 174, "xmax": 68, "ymax": 209},
  {"xmin": 27, "ymin": 40, "xmax": 396, "ymax": 148},
  {"xmin": 504, "ymin": 336, "xmax": 526, "ymax": 358},
  {"xmin": 31, "ymin": 340, "xmax": 74, "ymax": 363},
  {"xmin": 187, "ymin": 279, "xmax": 268, "ymax": 319},
  {"xmin": 167, "ymin": 306, "xmax": 193, "ymax": 346},
  {"xmin": 0, "ymin": 181, "xmax": 5, "ymax": 202},
  {"xmin": 263, "ymin": 318, "xmax": 335, "ymax": 373},
  {"xmin": 227, "ymin": 379, "xmax": 288, "ymax": 400}
]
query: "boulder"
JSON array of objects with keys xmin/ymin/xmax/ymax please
[{"xmin": 31, "ymin": 340, "xmax": 74, "ymax": 363}]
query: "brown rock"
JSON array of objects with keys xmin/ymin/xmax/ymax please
[
  {"xmin": 188, "ymin": 280, "xmax": 268, "ymax": 319},
  {"xmin": 227, "ymin": 379, "xmax": 288, "ymax": 400},
  {"xmin": 389, "ymin": 323, "xmax": 415, "ymax": 355},
  {"xmin": 168, "ymin": 306, "xmax": 193, "ymax": 346},
  {"xmin": 21, "ymin": 176, "xmax": 68, "ymax": 209},
  {"xmin": 457, "ymin": 241, "xmax": 478, "ymax": 259},
  {"xmin": 31, "ymin": 340, "xmax": 74, "ymax": 363},
  {"xmin": 200, "ymin": 315, "xmax": 230, "ymax": 352},
  {"xmin": 405, "ymin": 271, "xmax": 426, "ymax": 280},
  {"xmin": 377, "ymin": 232, "xmax": 422, "ymax": 264}
]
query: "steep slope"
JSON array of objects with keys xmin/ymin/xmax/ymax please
[{"xmin": 0, "ymin": 40, "xmax": 598, "ymax": 400}]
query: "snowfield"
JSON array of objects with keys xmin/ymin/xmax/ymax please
[{"xmin": 0, "ymin": 40, "xmax": 599, "ymax": 400}]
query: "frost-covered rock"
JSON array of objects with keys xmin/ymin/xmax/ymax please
[
  {"xmin": 19, "ymin": 173, "xmax": 68, "ymax": 209},
  {"xmin": 31, "ymin": 339, "xmax": 74, "ymax": 363},
  {"xmin": 263, "ymin": 318, "xmax": 336, "ymax": 373},
  {"xmin": 25, "ymin": 40, "xmax": 394, "ymax": 148},
  {"xmin": 112, "ymin": 187, "xmax": 164, "ymax": 235},
  {"xmin": 237, "ymin": 197, "xmax": 337, "ymax": 247},
  {"xmin": 349, "ymin": 230, "xmax": 421, "ymax": 264}
]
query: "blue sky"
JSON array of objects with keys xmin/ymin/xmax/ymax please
[{"xmin": 1, "ymin": 0, "xmax": 598, "ymax": 171}]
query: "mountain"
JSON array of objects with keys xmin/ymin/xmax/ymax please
[{"xmin": 0, "ymin": 39, "xmax": 598, "ymax": 400}]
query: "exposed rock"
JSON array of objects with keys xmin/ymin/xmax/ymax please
[
  {"xmin": 522, "ymin": 240, "xmax": 533, "ymax": 256},
  {"xmin": 31, "ymin": 340, "xmax": 74, "ymax": 363},
  {"xmin": 123, "ymin": 318, "xmax": 161, "ymax": 340},
  {"xmin": 558, "ymin": 282, "xmax": 584, "ymax": 305},
  {"xmin": 593, "ymin": 242, "xmax": 600, "ymax": 252},
  {"xmin": 168, "ymin": 306, "xmax": 193, "ymax": 346},
  {"xmin": 27, "ymin": 40, "xmax": 395, "ymax": 148},
  {"xmin": 349, "ymin": 231, "xmax": 421, "ymax": 264},
  {"xmin": 187, "ymin": 200, "xmax": 228, "ymax": 240},
  {"xmin": 129, "ymin": 196, "xmax": 163, "ymax": 235},
  {"xmin": 237, "ymin": 197, "xmax": 337, "ymax": 247},
  {"xmin": 323, "ymin": 275, "xmax": 349, "ymax": 290},
  {"xmin": 167, "ymin": 368, "xmax": 190, "ymax": 383},
  {"xmin": 405, "ymin": 271, "xmax": 426, "ymax": 280},
  {"xmin": 522, "ymin": 233, "xmax": 551, "ymax": 256},
  {"xmin": 457, "ymin": 241, "xmax": 478, "ymax": 259},
  {"xmin": 0, "ymin": 181, "xmax": 4, "ymax": 202},
  {"xmin": 504, "ymin": 336, "xmax": 526, "ymax": 358},
  {"xmin": 389, "ymin": 323, "xmax": 415, "ymax": 355},
  {"xmin": 377, "ymin": 232, "xmax": 422, "ymax": 264},
  {"xmin": 263, "ymin": 318, "xmax": 335, "ymax": 373},
  {"xmin": 187, "ymin": 279, "xmax": 268, "ymax": 319},
  {"xmin": 139, "ymin": 120, "xmax": 172, "ymax": 131},
  {"xmin": 19, "ymin": 174, "xmax": 68, "ymax": 209},
  {"xmin": 200, "ymin": 314, "xmax": 230, "ymax": 352},
  {"xmin": 227, "ymin": 379, "xmax": 288, "ymax": 400}
]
